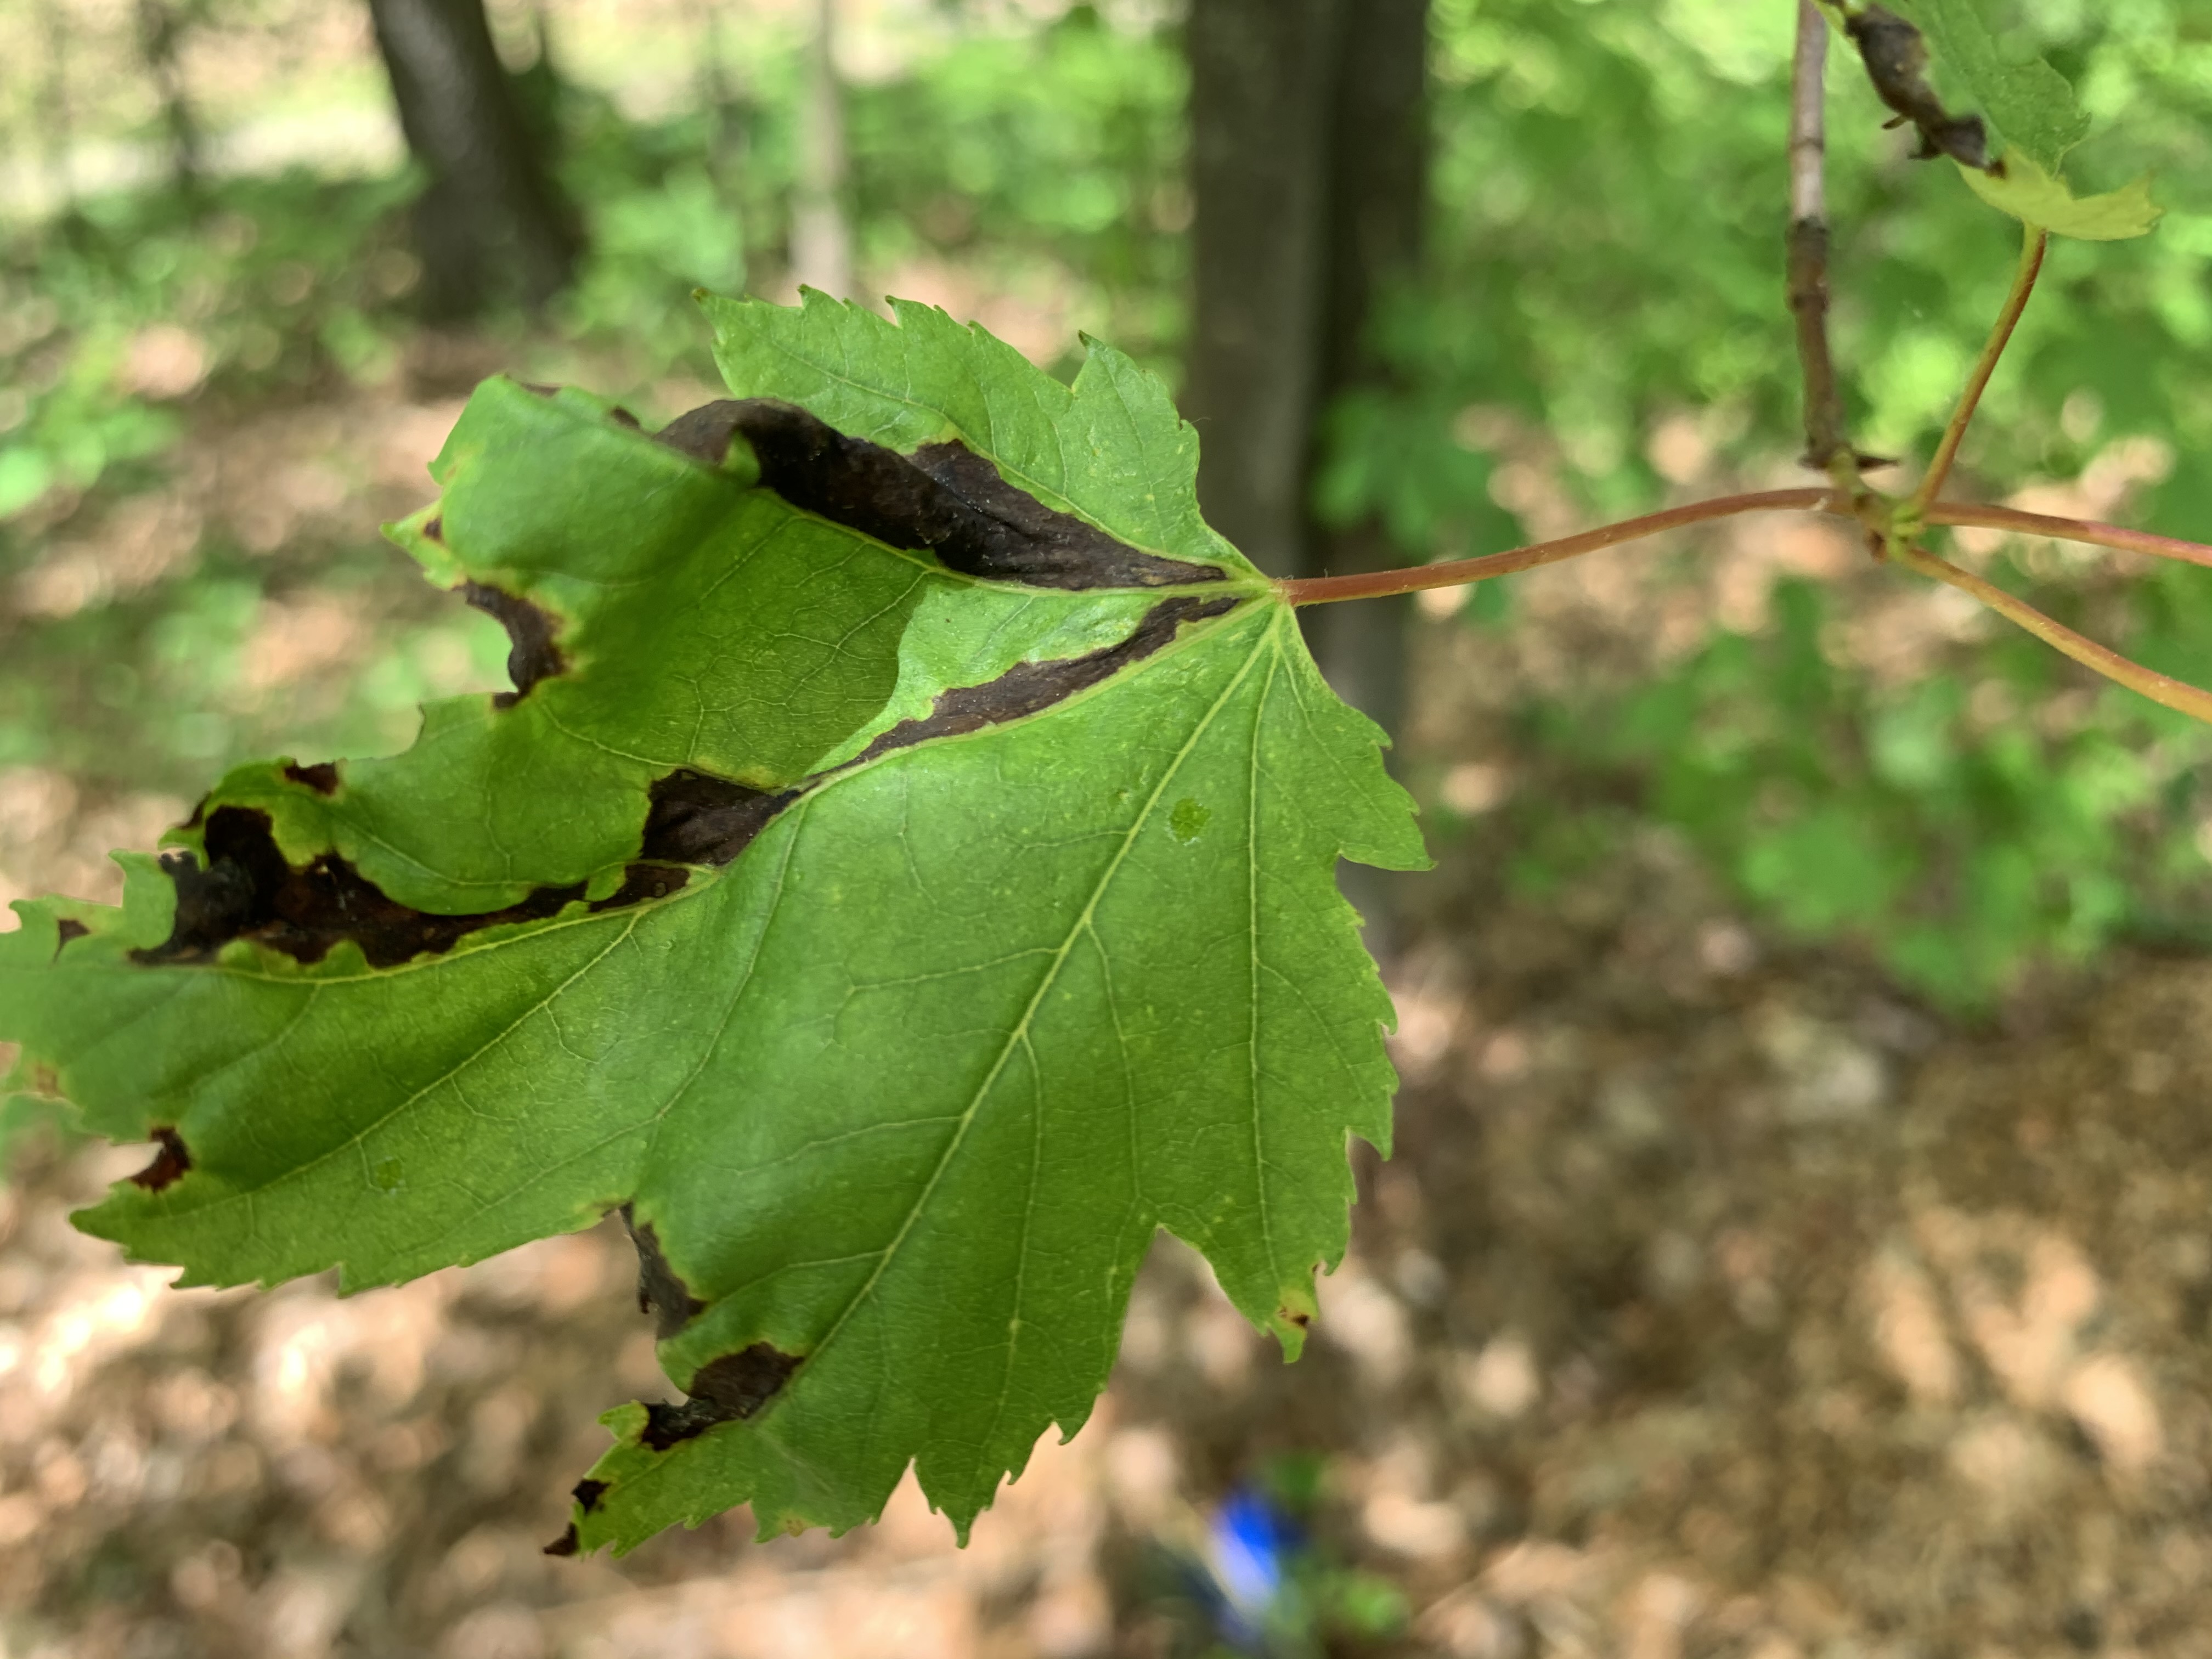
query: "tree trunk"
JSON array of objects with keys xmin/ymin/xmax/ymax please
[
  {"xmin": 365, "ymin": 0, "xmax": 581, "ymax": 318},
  {"xmin": 789, "ymin": 0, "xmax": 853, "ymax": 299},
  {"xmin": 39, "ymin": 0, "xmax": 75, "ymax": 220},
  {"xmin": 134, "ymin": 0, "xmax": 202, "ymax": 202},
  {"xmin": 1182, "ymin": 0, "xmax": 1338, "ymax": 579},
  {"xmin": 1184, "ymin": 0, "xmax": 1431, "ymax": 948},
  {"xmin": 1305, "ymin": 0, "xmax": 1430, "ymax": 744},
  {"xmin": 1184, "ymin": 0, "xmax": 1429, "ymax": 650}
]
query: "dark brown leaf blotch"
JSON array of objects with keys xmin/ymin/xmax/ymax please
[
  {"xmin": 588, "ymin": 864, "xmax": 691, "ymax": 910},
  {"xmin": 641, "ymin": 1344, "xmax": 804, "ymax": 1451},
  {"xmin": 134, "ymin": 806, "xmax": 584, "ymax": 969},
  {"xmin": 130, "ymin": 809, "xmax": 695, "ymax": 972},
  {"xmin": 572, "ymin": 1478, "xmax": 608, "ymax": 1514},
  {"xmin": 640, "ymin": 772, "xmax": 799, "ymax": 867},
  {"xmin": 283, "ymin": 761, "xmax": 341, "ymax": 796},
  {"xmin": 542, "ymin": 1525, "xmax": 580, "ymax": 1557},
  {"xmin": 849, "ymin": 594, "xmax": 1239, "ymax": 766},
  {"xmin": 129, "ymin": 1126, "xmax": 192, "ymax": 1192},
  {"xmin": 655, "ymin": 398, "xmax": 1229, "ymax": 590},
  {"xmin": 461, "ymin": 582, "xmax": 567, "ymax": 708},
  {"xmin": 53, "ymin": 918, "xmax": 88, "ymax": 957},
  {"xmin": 619, "ymin": 1205, "xmax": 706, "ymax": 1338},
  {"xmin": 1846, "ymin": 5, "xmax": 1996, "ymax": 171}
]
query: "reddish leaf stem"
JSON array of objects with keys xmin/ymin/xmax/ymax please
[
  {"xmin": 1909, "ymin": 224, "xmax": 2048, "ymax": 515},
  {"xmin": 1278, "ymin": 494, "xmax": 2212, "ymax": 609},
  {"xmin": 1895, "ymin": 542, "xmax": 2212, "ymax": 724},
  {"xmin": 1275, "ymin": 481, "xmax": 2212, "ymax": 724},
  {"xmin": 1922, "ymin": 501, "xmax": 2212, "ymax": 571},
  {"xmin": 1274, "ymin": 489, "xmax": 1836, "ymax": 607}
]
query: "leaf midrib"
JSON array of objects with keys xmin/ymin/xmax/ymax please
[{"xmin": 749, "ymin": 610, "xmax": 1280, "ymax": 1432}]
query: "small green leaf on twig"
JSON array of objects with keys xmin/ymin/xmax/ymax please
[
  {"xmin": 1960, "ymin": 153, "xmax": 2162, "ymax": 242},
  {"xmin": 1841, "ymin": 1, "xmax": 2159, "ymax": 241},
  {"xmin": 1842, "ymin": 4, "xmax": 1995, "ymax": 172},
  {"xmin": 1885, "ymin": 0, "xmax": 2089, "ymax": 176}
]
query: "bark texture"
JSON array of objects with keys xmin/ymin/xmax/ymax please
[
  {"xmin": 134, "ymin": 0, "xmax": 202, "ymax": 200},
  {"xmin": 365, "ymin": 0, "xmax": 582, "ymax": 317},
  {"xmin": 1184, "ymin": 0, "xmax": 1429, "ymax": 704},
  {"xmin": 790, "ymin": 0, "xmax": 853, "ymax": 298},
  {"xmin": 1185, "ymin": 0, "xmax": 1431, "ymax": 945},
  {"xmin": 1310, "ymin": 0, "xmax": 1430, "ymax": 744},
  {"xmin": 1182, "ymin": 0, "xmax": 1339, "ymax": 580}
]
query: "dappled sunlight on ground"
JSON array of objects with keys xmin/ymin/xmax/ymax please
[{"xmin": 10, "ymin": 597, "xmax": 2212, "ymax": 1654}]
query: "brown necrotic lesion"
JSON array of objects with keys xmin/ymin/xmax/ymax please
[
  {"xmin": 847, "ymin": 594, "xmax": 1240, "ymax": 765},
  {"xmin": 130, "ymin": 805, "xmax": 691, "ymax": 970},
  {"xmin": 620, "ymin": 1204, "xmax": 707, "ymax": 1338},
  {"xmin": 128, "ymin": 1126, "xmax": 193, "ymax": 1192},
  {"xmin": 130, "ymin": 472, "xmax": 1244, "ymax": 976},
  {"xmin": 460, "ymin": 582, "xmax": 568, "ymax": 708},
  {"xmin": 1843, "ymin": 4, "xmax": 1997, "ymax": 172},
  {"xmin": 656, "ymin": 398, "xmax": 1231, "ymax": 590},
  {"xmin": 639, "ymin": 1344, "xmax": 805, "ymax": 1451}
]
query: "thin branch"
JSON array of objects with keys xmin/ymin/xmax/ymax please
[
  {"xmin": 1277, "ymin": 486, "xmax": 2212, "ymax": 608},
  {"xmin": 1277, "ymin": 490, "xmax": 1835, "ymax": 606},
  {"xmin": 1923, "ymin": 501, "xmax": 2212, "ymax": 572},
  {"xmin": 1909, "ymin": 223, "xmax": 2049, "ymax": 514},
  {"xmin": 1786, "ymin": 0, "xmax": 1855, "ymax": 483},
  {"xmin": 1790, "ymin": 1, "xmax": 1829, "ymax": 228},
  {"xmin": 1895, "ymin": 541, "xmax": 2212, "ymax": 723}
]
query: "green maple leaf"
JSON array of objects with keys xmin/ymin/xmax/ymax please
[
  {"xmin": 1959, "ymin": 153, "xmax": 2161, "ymax": 243},
  {"xmin": 0, "ymin": 294, "xmax": 1425, "ymax": 1550},
  {"xmin": 1861, "ymin": 0, "xmax": 2160, "ymax": 241}
]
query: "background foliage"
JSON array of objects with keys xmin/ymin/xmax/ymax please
[
  {"xmin": 5, "ymin": 1, "xmax": 2212, "ymax": 1651},
  {"xmin": 3, "ymin": 3, "xmax": 2210, "ymax": 994}
]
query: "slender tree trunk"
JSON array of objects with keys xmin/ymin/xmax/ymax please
[
  {"xmin": 1305, "ymin": 0, "xmax": 1430, "ymax": 743},
  {"xmin": 365, "ymin": 0, "xmax": 582, "ymax": 318},
  {"xmin": 691, "ymin": 0, "xmax": 747, "ymax": 196},
  {"xmin": 134, "ymin": 0, "xmax": 202, "ymax": 202},
  {"xmin": 790, "ymin": 0, "xmax": 853, "ymax": 298},
  {"xmin": 1184, "ymin": 0, "xmax": 1431, "ymax": 949},
  {"xmin": 1182, "ymin": 0, "xmax": 1337, "ymax": 579},
  {"xmin": 39, "ymin": 0, "xmax": 75, "ymax": 220}
]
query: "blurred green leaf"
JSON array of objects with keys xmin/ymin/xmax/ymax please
[
  {"xmin": 1887, "ymin": 0, "xmax": 2089, "ymax": 174},
  {"xmin": 1961, "ymin": 153, "xmax": 2162, "ymax": 241}
]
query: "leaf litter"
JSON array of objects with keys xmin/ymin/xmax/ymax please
[{"xmin": 9, "ymin": 830, "xmax": 2212, "ymax": 1653}]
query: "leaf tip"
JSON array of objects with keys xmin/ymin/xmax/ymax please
[{"xmin": 1271, "ymin": 1290, "xmax": 1317, "ymax": 1363}]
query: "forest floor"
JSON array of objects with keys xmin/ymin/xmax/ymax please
[{"xmin": 5, "ymin": 368, "xmax": 2212, "ymax": 1659}]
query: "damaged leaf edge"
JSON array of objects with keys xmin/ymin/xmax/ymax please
[
  {"xmin": 29, "ymin": 592, "xmax": 1273, "ymax": 1273},
  {"xmin": 701, "ymin": 289, "xmax": 1259, "ymax": 582},
  {"xmin": 556, "ymin": 606, "xmax": 1408, "ymax": 1558}
]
